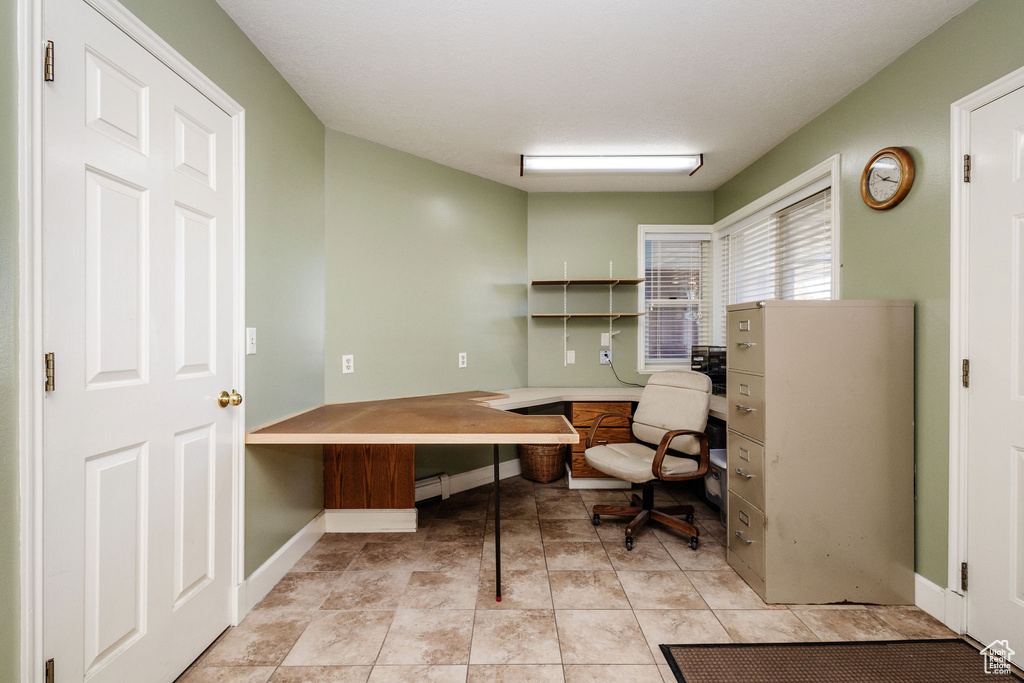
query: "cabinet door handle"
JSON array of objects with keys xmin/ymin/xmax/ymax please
[
  {"xmin": 596, "ymin": 440, "xmax": 608, "ymax": 444},
  {"xmin": 734, "ymin": 405, "xmax": 756, "ymax": 413},
  {"xmin": 734, "ymin": 531, "xmax": 754, "ymax": 544},
  {"xmin": 735, "ymin": 469, "xmax": 754, "ymax": 479},
  {"xmin": 736, "ymin": 342, "xmax": 757, "ymax": 347}
]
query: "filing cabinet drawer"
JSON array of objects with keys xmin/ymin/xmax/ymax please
[
  {"xmin": 570, "ymin": 402, "xmax": 632, "ymax": 428},
  {"xmin": 727, "ymin": 430, "xmax": 764, "ymax": 510},
  {"xmin": 727, "ymin": 308, "xmax": 765, "ymax": 374},
  {"xmin": 727, "ymin": 372, "xmax": 765, "ymax": 442},
  {"xmin": 728, "ymin": 491, "xmax": 765, "ymax": 580}
]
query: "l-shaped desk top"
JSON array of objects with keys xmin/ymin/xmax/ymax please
[{"xmin": 245, "ymin": 386, "xmax": 728, "ymax": 444}]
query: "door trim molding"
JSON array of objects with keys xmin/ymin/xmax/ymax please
[
  {"xmin": 948, "ymin": 63, "xmax": 1024, "ymax": 636},
  {"xmin": 17, "ymin": 1, "xmax": 246, "ymax": 680}
]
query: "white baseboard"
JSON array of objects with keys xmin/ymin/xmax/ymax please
[
  {"xmin": 444, "ymin": 457, "xmax": 522, "ymax": 495},
  {"xmin": 235, "ymin": 510, "xmax": 326, "ymax": 620},
  {"xmin": 915, "ymin": 572, "xmax": 965, "ymax": 633},
  {"xmin": 325, "ymin": 508, "xmax": 418, "ymax": 533}
]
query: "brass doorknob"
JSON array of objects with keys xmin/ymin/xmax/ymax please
[
  {"xmin": 218, "ymin": 391, "xmax": 231, "ymax": 408},
  {"xmin": 230, "ymin": 390, "xmax": 243, "ymax": 406}
]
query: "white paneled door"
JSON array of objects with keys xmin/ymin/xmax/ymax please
[
  {"xmin": 966, "ymin": 83, "xmax": 1024, "ymax": 664},
  {"xmin": 42, "ymin": 1, "xmax": 239, "ymax": 680}
]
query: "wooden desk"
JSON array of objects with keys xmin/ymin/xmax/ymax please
[{"xmin": 247, "ymin": 390, "xmax": 578, "ymax": 599}]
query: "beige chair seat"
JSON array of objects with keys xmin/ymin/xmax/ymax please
[{"xmin": 584, "ymin": 442, "xmax": 700, "ymax": 484}]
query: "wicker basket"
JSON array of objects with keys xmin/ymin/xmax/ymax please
[{"xmin": 518, "ymin": 443, "xmax": 566, "ymax": 483}]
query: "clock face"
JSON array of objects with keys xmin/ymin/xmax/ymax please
[{"xmin": 867, "ymin": 155, "xmax": 902, "ymax": 202}]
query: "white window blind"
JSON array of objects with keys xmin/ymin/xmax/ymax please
[
  {"xmin": 718, "ymin": 188, "xmax": 832, "ymax": 339},
  {"xmin": 642, "ymin": 232, "xmax": 712, "ymax": 368}
]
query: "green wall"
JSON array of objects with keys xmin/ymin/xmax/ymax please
[
  {"xmin": 323, "ymin": 130, "xmax": 529, "ymax": 477},
  {"xmin": 1, "ymin": 0, "xmax": 20, "ymax": 677},
  {"xmin": 527, "ymin": 193, "xmax": 714, "ymax": 387},
  {"xmin": 713, "ymin": 0, "xmax": 1024, "ymax": 586}
]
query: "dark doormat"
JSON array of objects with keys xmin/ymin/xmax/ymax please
[{"xmin": 660, "ymin": 638, "xmax": 1023, "ymax": 682}]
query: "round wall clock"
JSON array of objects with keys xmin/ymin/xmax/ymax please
[{"xmin": 860, "ymin": 147, "xmax": 915, "ymax": 210}]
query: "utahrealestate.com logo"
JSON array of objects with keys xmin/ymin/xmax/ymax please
[{"xmin": 980, "ymin": 640, "xmax": 1015, "ymax": 675}]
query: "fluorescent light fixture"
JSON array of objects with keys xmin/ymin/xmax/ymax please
[{"xmin": 520, "ymin": 153, "xmax": 703, "ymax": 176}]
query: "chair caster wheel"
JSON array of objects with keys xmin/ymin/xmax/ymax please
[
  {"xmin": 685, "ymin": 513, "xmax": 694, "ymax": 524},
  {"xmin": 592, "ymin": 514, "xmax": 601, "ymax": 527},
  {"xmin": 625, "ymin": 537, "xmax": 634, "ymax": 551},
  {"xmin": 690, "ymin": 536, "xmax": 699, "ymax": 550}
]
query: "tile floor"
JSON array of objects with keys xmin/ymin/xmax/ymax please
[{"xmin": 178, "ymin": 474, "xmax": 953, "ymax": 682}]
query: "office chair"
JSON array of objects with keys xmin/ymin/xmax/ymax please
[{"xmin": 585, "ymin": 370, "xmax": 711, "ymax": 551}]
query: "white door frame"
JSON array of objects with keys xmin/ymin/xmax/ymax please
[
  {"xmin": 17, "ymin": 1, "xmax": 247, "ymax": 680},
  {"xmin": 947, "ymin": 63, "xmax": 1024, "ymax": 636}
]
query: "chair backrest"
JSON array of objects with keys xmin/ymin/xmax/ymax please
[{"xmin": 632, "ymin": 370, "xmax": 712, "ymax": 456}]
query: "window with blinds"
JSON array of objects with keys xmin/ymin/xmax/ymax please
[
  {"xmin": 641, "ymin": 230, "xmax": 712, "ymax": 368},
  {"xmin": 718, "ymin": 188, "xmax": 833, "ymax": 339}
]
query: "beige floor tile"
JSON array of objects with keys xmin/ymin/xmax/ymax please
[
  {"xmin": 359, "ymin": 527, "xmax": 432, "ymax": 543},
  {"xmin": 604, "ymin": 540, "xmax": 679, "ymax": 571},
  {"xmin": 282, "ymin": 611, "xmax": 394, "ymax": 666},
  {"xmin": 660, "ymin": 537, "xmax": 729, "ymax": 571},
  {"xmin": 467, "ymin": 664, "xmax": 565, "ymax": 682},
  {"xmin": 633, "ymin": 610, "xmax": 731, "ymax": 665},
  {"xmin": 549, "ymin": 571, "xmax": 631, "ymax": 610},
  {"xmin": 617, "ymin": 570, "xmax": 707, "ymax": 610},
  {"xmin": 594, "ymin": 522, "xmax": 658, "ymax": 547},
  {"xmin": 540, "ymin": 519, "xmax": 601, "ymax": 542},
  {"xmin": 544, "ymin": 541, "xmax": 613, "ymax": 571},
  {"xmin": 347, "ymin": 543, "xmax": 424, "ymax": 572},
  {"xmin": 555, "ymin": 610, "xmax": 655, "ymax": 665},
  {"xmin": 482, "ymin": 539, "xmax": 548, "ymax": 570},
  {"xmin": 415, "ymin": 542, "xmax": 483, "ymax": 572},
  {"xmin": 376, "ymin": 609, "xmax": 476, "ymax": 665},
  {"xmin": 428, "ymin": 499, "xmax": 490, "ymax": 520},
  {"xmin": 658, "ymin": 664, "xmax": 676, "ymax": 682},
  {"xmin": 487, "ymin": 495, "xmax": 539, "ymax": 519},
  {"xmin": 537, "ymin": 498, "xmax": 591, "ymax": 520},
  {"xmin": 787, "ymin": 603, "xmax": 868, "ymax": 610},
  {"xmin": 425, "ymin": 519, "xmax": 486, "ymax": 543},
  {"xmin": 203, "ymin": 611, "xmax": 313, "ymax": 667},
  {"xmin": 292, "ymin": 543, "xmax": 361, "ymax": 572},
  {"xmin": 485, "ymin": 519, "xmax": 543, "ymax": 542},
  {"xmin": 269, "ymin": 666, "xmax": 372, "ymax": 682},
  {"xmin": 534, "ymin": 487, "xmax": 581, "ymax": 501},
  {"xmin": 477, "ymin": 569, "xmax": 553, "ymax": 609},
  {"xmin": 399, "ymin": 570, "xmax": 480, "ymax": 609},
  {"xmin": 366, "ymin": 665, "xmax": 468, "ymax": 682},
  {"xmin": 714, "ymin": 609, "xmax": 819, "ymax": 643},
  {"xmin": 320, "ymin": 571, "xmax": 412, "ymax": 610},
  {"xmin": 685, "ymin": 570, "xmax": 771, "ymax": 610},
  {"xmin": 469, "ymin": 609, "xmax": 562, "ymax": 664},
  {"xmin": 256, "ymin": 572, "xmax": 339, "ymax": 611},
  {"xmin": 180, "ymin": 667, "xmax": 276, "ymax": 683},
  {"xmin": 792, "ymin": 606, "xmax": 905, "ymax": 641},
  {"xmin": 577, "ymin": 490, "xmax": 632, "ymax": 504},
  {"xmin": 563, "ymin": 664, "xmax": 666, "ymax": 682},
  {"xmin": 870, "ymin": 605, "xmax": 956, "ymax": 638}
]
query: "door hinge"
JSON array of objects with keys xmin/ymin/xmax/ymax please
[
  {"xmin": 44, "ymin": 40, "xmax": 54, "ymax": 82},
  {"xmin": 962, "ymin": 358, "xmax": 970, "ymax": 388},
  {"xmin": 45, "ymin": 352, "xmax": 55, "ymax": 392},
  {"xmin": 963, "ymin": 154, "xmax": 971, "ymax": 183},
  {"xmin": 45, "ymin": 659, "xmax": 54, "ymax": 683},
  {"xmin": 961, "ymin": 561, "xmax": 968, "ymax": 592}
]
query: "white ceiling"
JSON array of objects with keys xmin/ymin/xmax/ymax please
[{"xmin": 215, "ymin": 0, "xmax": 976, "ymax": 192}]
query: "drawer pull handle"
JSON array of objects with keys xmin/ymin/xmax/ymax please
[
  {"xmin": 734, "ymin": 405, "xmax": 757, "ymax": 413},
  {"xmin": 735, "ymin": 468, "xmax": 754, "ymax": 479},
  {"xmin": 597, "ymin": 440, "xmax": 608, "ymax": 444},
  {"xmin": 734, "ymin": 531, "xmax": 754, "ymax": 544},
  {"xmin": 736, "ymin": 342, "xmax": 757, "ymax": 347}
]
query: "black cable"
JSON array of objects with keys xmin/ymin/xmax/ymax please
[{"xmin": 607, "ymin": 358, "xmax": 645, "ymax": 387}]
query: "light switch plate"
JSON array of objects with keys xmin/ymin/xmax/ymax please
[
  {"xmin": 246, "ymin": 327, "xmax": 257, "ymax": 355},
  {"xmin": 600, "ymin": 332, "xmax": 610, "ymax": 346},
  {"xmin": 567, "ymin": 350, "xmax": 575, "ymax": 364}
]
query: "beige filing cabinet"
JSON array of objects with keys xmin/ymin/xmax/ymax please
[{"xmin": 726, "ymin": 300, "xmax": 915, "ymax": 605}]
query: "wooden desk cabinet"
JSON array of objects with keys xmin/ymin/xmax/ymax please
[
  {"xmin": 726, "ymin": 300, "xmax": 915, "ymax": 605},
  {"xmin": 566, "ymin": 401, "xmax": 633, "ymax": 478}
]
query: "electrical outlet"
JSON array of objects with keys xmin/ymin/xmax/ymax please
[
  {"xmin": 246, "ymin": 327, "xmax": 257, "ymax": 355},
  {"xmin": 600, "ymin": 332, "xmax": 610, "ymax": 347},
  {"xmin": 600, "ymin": 350, "xmax": 611, "ymax": 365},
  {"xmin": 342, "ymin": 354, "xmax": 354, "ymax": 374},
  {"xmin": 567, "ymin": 350, "xmax": 575, "ymax": 364},
  {"xmin": 458, "ymin": 352, "xmax": 467, "ymax": 368}
]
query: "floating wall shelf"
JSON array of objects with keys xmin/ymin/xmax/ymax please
[
  {"xmin": 531, "ymin": 313, "xmax": 645, "ymax": 319},
  {"xmin": 531, "ymin": 278, "xmax": 645, "ymax": 287}
]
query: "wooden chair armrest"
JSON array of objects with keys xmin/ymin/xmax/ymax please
[
  {"xmin": 585, "ymin": 412, "xmax": 634, "ymax": 448},
  {"xmin": 651, "ymin": 429, "xmax": 710, "ymax": 482}
]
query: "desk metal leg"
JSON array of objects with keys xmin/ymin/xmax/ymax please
[{"xmin": 493, "ymin": 443, "xmax": 501, "ymax": 602}]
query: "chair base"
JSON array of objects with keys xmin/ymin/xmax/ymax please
[{"xmin": 591, "ymin": 481, "xmax": 699, "ymax": 551}]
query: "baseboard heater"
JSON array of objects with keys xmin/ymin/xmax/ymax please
[{"xmin": 414, "ymin": 473, "xmax": 451, "ymax": 502}]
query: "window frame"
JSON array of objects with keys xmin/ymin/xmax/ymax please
[{"xmin": 636, "ymin": 223, "xmax": 714, "ymax": 374}]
